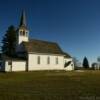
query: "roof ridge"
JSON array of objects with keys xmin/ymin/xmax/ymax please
[{"xmin": 29, "ymin": 38, "xmax": 58, "ymax": 44}]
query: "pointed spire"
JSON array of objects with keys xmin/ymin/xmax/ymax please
[{"xmin": 19, "ymin": 10, "xmax": 27, "ymax": 27}]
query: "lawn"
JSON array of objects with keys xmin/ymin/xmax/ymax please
[{"xmin": 0, "ymin": 70, "xmax": 100, "ymax": 100}]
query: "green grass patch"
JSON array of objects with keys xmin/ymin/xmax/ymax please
[{"xmin": 0, "ymin": 71, "xmax": 99, "ymax": 100}]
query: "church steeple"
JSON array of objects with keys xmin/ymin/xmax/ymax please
[
  {"xmin": 19, "ymin": 10, "xmax": 27, "ymax": 27},
  {"xmin": 16, "ymin": 11, "xmax": 29, "ymax": 45}
]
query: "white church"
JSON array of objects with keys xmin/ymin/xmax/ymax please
[{"xmin": 1, "ymin": 11, "xmax": 74, "ymax": 72}]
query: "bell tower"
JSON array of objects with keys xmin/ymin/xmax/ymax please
[{"xmin": 17, "ymin": 10, "xmax": 29, "ymax": 45}]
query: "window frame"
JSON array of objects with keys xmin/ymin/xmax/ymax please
[
  {"xmin": 47, "ymin": 56, "xmax": 50, "ymax": 64},
  {"xmin": 37, "ymin": 56, "xmax": 40, "ymax": 64},
  {"xmin": 56, "ymin": 57, "xmax": 59, "ymax": 64}
]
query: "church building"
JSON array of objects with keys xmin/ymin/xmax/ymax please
[{"xmin": 1, "ymin": 11, "xmax": 74, "ymax": 72}]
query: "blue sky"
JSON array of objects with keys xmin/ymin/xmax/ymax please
[{"xmin": 0, "ymin": 0, "xmax": 100, "ymax": 64}]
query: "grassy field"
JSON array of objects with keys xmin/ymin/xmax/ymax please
[{"xmin": 0, "ymin": 71, "xmax": 100, "ymax": 100}]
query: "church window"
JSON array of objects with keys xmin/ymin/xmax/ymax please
[
  {"xmin": 47, "ymin": 57, "xmax": 50, "ymax": 64},
  {"xmin": 56, "ymin": 57, "xmax": 58, "ymax": 64},
  {"xmin": 37, "ymin": 56, "xmax": 40, "ymax": 64},
  {"xmin": 23, "ymin": 31, "xmax": 25, "ymax": 36},
  {"xmin": 20, "ymin": 31, "xmax": 23, "ymax": 36}
]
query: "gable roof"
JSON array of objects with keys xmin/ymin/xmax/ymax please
[{"xmin": 21, "ymin": 39, "xmax": 71, "ymax": 58}]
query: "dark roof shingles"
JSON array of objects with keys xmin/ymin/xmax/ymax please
[{"xmin": 22, "ymin": 39, "xmax": 66, "ymax": 55}]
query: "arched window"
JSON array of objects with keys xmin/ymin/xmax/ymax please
[
  {"xmin": 23, "ymin": 31, "xmax": 25, "ymax": 36},
  {"xmin": 37, "ymin": 56, "xmax": 40, "ymax": 64},
  {"xmin": 47, "ymin": 57, "xmax": 50, "ymax": 64},
  {"xmin": 20, "ymin": 31, "xmax": 23, "ymax": 36},
  {"xmin": 56, "ymin": 57, "xmax": 58, "ymax": 64}
]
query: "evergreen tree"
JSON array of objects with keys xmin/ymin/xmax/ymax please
[
  {"xmin": 83, "ymin": 57, "xmax": 89, "ymax": 69},
  {"xmin": 2, "ymin": 25, "xmax": 16, "ymax": 57}
]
